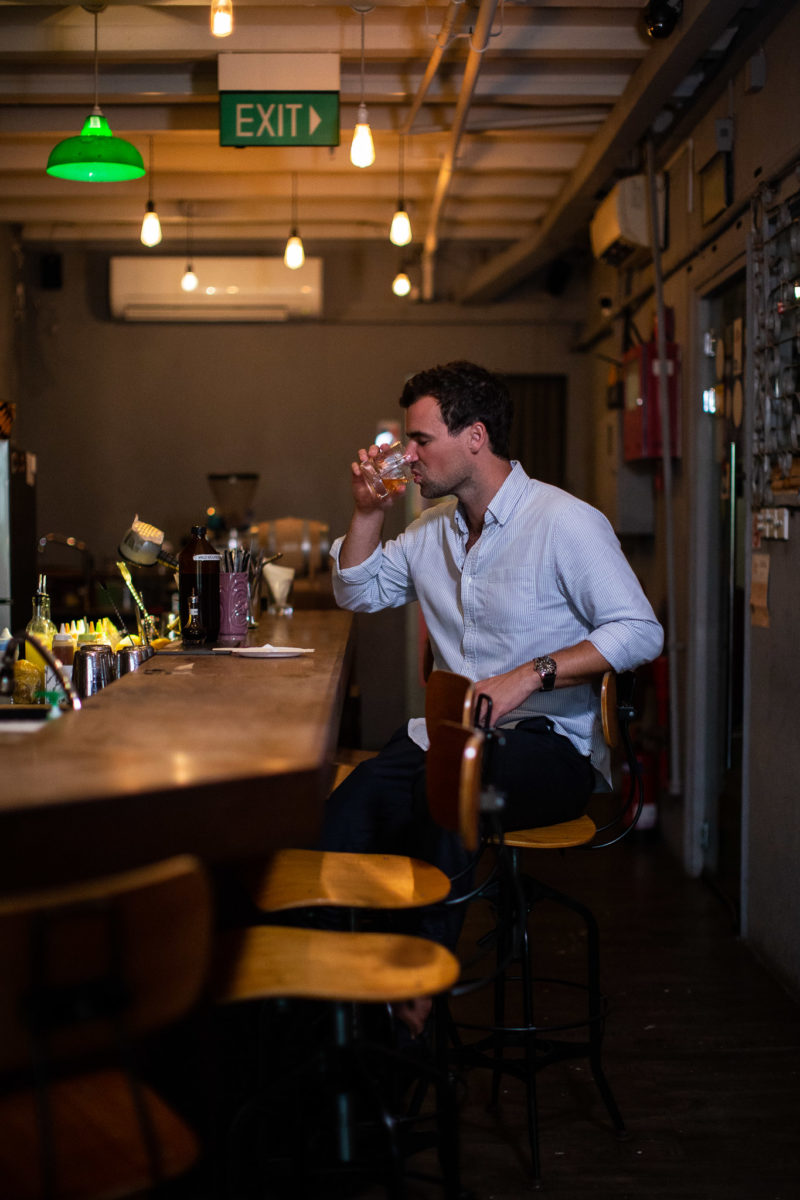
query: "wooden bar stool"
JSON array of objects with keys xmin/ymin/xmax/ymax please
[
  {"xmin": 426, "ymin": 669, "xmax": 642, "ymax": 1184},
  {"xmin": 0, "ymin": 855, "xmax": 211, "ymax": 1200},
  {"xmin": 212, "ymin": 722, "xmax": 486, "ymax": 1200},
  {"xmin": 243, "ymin": 673, "xmax": 476, "ymax": 923}
]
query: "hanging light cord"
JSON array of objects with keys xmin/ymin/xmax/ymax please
[
  {"xmin": 398, "ymin": 134, "xmax": 404, "ymax": 202},
  {"xmin": 147, "ymin": 135, "xmax": 154, "ymax": 203},
  {"xmin": 92, "ymin": 10, "xmax": 100, "ymax": 111},
  {"xmin": 291, "ymin": 171, "xmax": 298, "ymax": 230},
  {"xmin": 359, "ymin": 9, "xmax": 367, "ymax": 104}
]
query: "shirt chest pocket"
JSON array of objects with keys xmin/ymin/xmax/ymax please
[{"xmin": 469, "ymin": 568, "xmax": 547, "ymax": 626}]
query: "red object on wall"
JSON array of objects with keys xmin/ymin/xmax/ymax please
[{"xmin": 622, "ymin": 342, "xmax": 681, "ymax": 461}]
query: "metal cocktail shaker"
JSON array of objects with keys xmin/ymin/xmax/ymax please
[{"xmin": 72, "ymin": 644, "xmax": 115, "ymax": 699}]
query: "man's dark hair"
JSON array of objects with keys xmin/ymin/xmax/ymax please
[{"xmin": 399, "ymin": 361, "xmax": 512, "ymax": 459}]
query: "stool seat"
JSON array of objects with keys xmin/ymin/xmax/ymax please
[
  {"xmin": 495, "ymin": 814, "xmax": 597, "ymax": 851},
  {"xmin": 214, "ymin": 924, "xmax": 461, "ymax": 1006},
  {"xmin": 245, "ymin": 848, "xmax": 452, "ymax": 912}
]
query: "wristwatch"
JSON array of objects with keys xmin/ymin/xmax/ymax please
[{"xmin": 533, "ymin": 655, "xmax": 557, "ymax": 692}]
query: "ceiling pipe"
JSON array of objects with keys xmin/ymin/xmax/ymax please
[
  {"xmin": 420, "ymin": 0, "xmax": 500, "ymax": 302},
  {"xmin": 401, "ymin": 0, "xmax": 468, "ymax": 136}
]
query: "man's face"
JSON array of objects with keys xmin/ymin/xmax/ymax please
[{"xmin": 403, "ymin": 394, "xmax": 474, "ymax": 500}]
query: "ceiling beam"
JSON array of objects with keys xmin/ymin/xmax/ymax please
[{"xmin": 458, "ymin": 0, "xmax": 754, "ymax": 303}]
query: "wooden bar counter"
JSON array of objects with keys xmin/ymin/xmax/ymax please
[{"xmin": 0, "ymin": 610, "xmax": 354, "ymax": 893}]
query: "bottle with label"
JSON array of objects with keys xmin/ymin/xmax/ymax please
[
  {"xmin": 25, "ymin": 574, "xmax": 57, "ymax": 698},
  {"xmin": 182, "ymin": 588, "xmax": 205, "ymax": 645},
  {"xmin": 178, "ymin": 526, "xmax": 220, "ymax": 645},
  {"xmin": 48, "ymin": 628, "xmax": 76, "ymax": 691}
]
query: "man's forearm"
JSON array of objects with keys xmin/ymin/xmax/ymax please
[
  {"xmin": 529, "ymin": 640, "xmax": 611, "ymax": 690},
  {"xmin": 339, "ymin": 508, "xmax": 386, "ymax": 568},
  {"xmin": 472, "ymin": 640, "xmax": 612, "ymax": 724}
]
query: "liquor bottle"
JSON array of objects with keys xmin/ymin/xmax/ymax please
[
  {"xmin": 182, "ymin": 588, "xmax": 205, "ymax": 646},
  {"xmin": 178, "ymin": 526, "xmax": 220, "ymax": 645},
  {"xmin": 25, "ymin": 574, "xmax": 57, "ymax": 698}
]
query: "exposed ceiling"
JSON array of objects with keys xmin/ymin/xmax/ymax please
[{"xmin": 0, "ymin": 1, "xmax": 782, "ymax": 302}]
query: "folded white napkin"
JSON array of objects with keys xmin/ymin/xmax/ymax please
[{"xmin": 264, "ymin": 562, "xmax": 295, "ymax": 606}]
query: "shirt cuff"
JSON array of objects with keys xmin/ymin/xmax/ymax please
[{"xmin": 407, "ymin": 716, "xmax": 428, "ymax": 751}]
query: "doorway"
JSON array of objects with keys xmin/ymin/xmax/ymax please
[
  {"xmin": 694, "ymin": 272, "xmax": 748, "ymax": 927},
  {"xmin": 505, "ymin": 374, "xmax": 567, "ymax": 487}
]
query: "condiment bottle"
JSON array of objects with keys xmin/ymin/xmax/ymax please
[
  {"xmin": 49, "ymin": 628, "xmax": 75, "ymax": 689},
  {"xmin": 25, "ymin": 574, "xmax": 57, "ymax": 697},
  {"xmin": 178, "ymin": 526, "xmax": 220, "ymax": 645}
]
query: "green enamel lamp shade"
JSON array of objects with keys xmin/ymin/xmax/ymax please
[{"xmin": 46, "ymin": 110, "xmax": 145, "ymax": 182}]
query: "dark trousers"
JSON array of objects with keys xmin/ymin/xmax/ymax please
[{"xmin": 320, "ymin": 717, "xmax": 595, "ymax": 951}]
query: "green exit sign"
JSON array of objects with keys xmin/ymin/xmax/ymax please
[{"xmin": 219, "ymin": 92, "xmax": 339, "ymax": 147}]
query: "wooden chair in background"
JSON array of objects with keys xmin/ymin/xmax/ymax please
[{"xmin": 0, "ymin": 855, "xmax": 211, "ymax": 1200}]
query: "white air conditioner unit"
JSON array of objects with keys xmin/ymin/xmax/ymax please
[
  {"xmin": 590, "ymin": 175, "xmax": 666, "ymax": 266},
  {"xmin": 109, "ymin": 257, "xmax": 322, "ymax": 322}
]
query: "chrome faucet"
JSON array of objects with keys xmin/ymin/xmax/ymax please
[{"xmin": 0, "ymin": 633, "xmax": 82, "ymax": 711}]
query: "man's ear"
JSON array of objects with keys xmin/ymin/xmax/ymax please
[{"xmin": 468, "ymin": 421, "xmax": 489, "ymax": 453}]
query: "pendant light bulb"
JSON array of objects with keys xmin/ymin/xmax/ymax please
[
  {"xmin": 350, "ymin": 9, "xmax": 375, "ymax": 168},
  {"xmin": 350, "ymin": 103, "xmax": 375, "ymax": 168},
  {"xmin": 140, "ymin": 138, "xmax": 161, "ymax": 246},
  {"xmin": 140, "ymin": 201, "xmax": 162, "ymax": 247},
  {"xmin": 390, "ymin": 207, "xmax": 412, "ymax": 247},
  {"xmin": 210, "ymin": 0, "xmax": 234, "ymax": 38},
  {"xmin": 284, "ymin": 173, "xmax": 305, "ymax": 269},
  {"xmin": 181, "ymin": 265, "xmax": 198, "ymax": 292},
  {"xmin": 392, "ymin": 271, "xmax": 411, "ymax": 297},
  {"xmin": 284, "ymin": 232, "xmax": 305, "ymax": 270}
]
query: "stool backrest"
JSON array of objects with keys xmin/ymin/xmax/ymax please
[
  {"xmin": 426, "ymin": 720, "xmax": 484, "ymax": 852},
  {"xmin": 424, "ymin": 670, "xmax": 474, "ymax": 734},
  {"xmin": 0, "ymin": 854, "xmax": 212, "ymax": 1074},
  {"xmin": 424, "ymin": 667, "xmax": 642, "ymax": 844},
  {"xmin": 593, "ymin": 669, "xmax": 642, "ymax": 845}
]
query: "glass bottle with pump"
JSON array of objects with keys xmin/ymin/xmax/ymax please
[
  {"xmin": 25, "ymin": 574, "xmax": 57, "ymax": 697},
  {"xmin": 178, "ymin": 526, "xmax": 220, "ymax": 645}
]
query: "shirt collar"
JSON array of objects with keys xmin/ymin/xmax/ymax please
[{"xmin": 453, "ymin": 460, "xmax": 530, "ymax": 532}]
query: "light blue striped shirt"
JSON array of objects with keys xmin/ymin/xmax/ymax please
[{"xmin": 330, "ymin": 462, "xmax": 663, "ymax": 784}]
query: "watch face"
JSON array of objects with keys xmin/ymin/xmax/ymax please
[{"xmin": 535, "ymin": 656, "xmax": 557, "ymax": 690}]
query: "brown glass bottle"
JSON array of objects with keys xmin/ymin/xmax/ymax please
[{"xmin": 178, "ymin": 526, "xmax": 220, "ymax": 645}]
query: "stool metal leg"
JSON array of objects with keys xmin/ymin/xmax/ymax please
[{"xmin": 519, "ymin": 916, "xmax": 542, "ymax": 1181}]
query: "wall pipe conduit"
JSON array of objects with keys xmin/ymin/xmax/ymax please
[
  {"xmin": 402, "ymin": 1, "xmax": 467, "ymax": 136},
  {"xmin": 646, "ymin": 135, "xmax": 682, "ymax": 797},
  {"xmin": 421, "ymin": 0, "xmax": 500, "ymax": 302}
]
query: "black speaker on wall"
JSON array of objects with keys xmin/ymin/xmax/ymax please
[
  {"xmin": 544, "ymin": 257, "xmax": 572, "ymax": 297},
  {"xmin": 40, "ymin": 252, "xmax": 63, "ymax": 290}
]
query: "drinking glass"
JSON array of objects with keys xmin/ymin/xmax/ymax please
[{"xmin": 359, "ymin": 442, "xmax": 413, "ymax": 499}]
